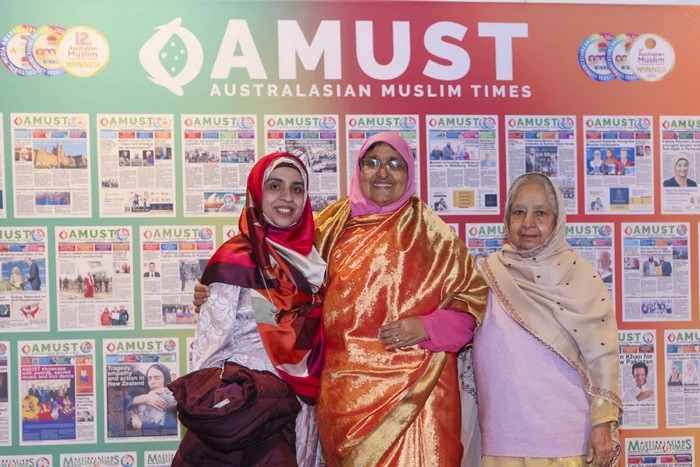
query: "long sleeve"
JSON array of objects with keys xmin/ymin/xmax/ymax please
[{"xmin": 419, "ymin": 309, "xmax": 477, "ymax": 352}]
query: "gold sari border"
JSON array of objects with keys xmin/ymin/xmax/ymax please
[{"xmin": 342, "ymin": 352, "xmax": 447, "ymax": 467}]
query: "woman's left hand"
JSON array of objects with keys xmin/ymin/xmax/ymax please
[
  {"xmin": 586, "ymin": 422, "xmax": 615, "ymax": 467},
  {"xmin": 379, "ymin": 317, "xmax": 429, "ymax": 350}
]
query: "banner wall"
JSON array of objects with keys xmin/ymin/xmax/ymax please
[{"xmin": 0, "ymin": 1, "xmax": 697, "ymax": 464}]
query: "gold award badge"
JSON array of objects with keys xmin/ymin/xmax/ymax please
[{"xmin": 57, "ymin": 25, "xmax": 110, "ymax": 78}]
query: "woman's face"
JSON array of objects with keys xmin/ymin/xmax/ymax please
[
  {"xmin": 508, "ymin": 183, "xmax": 556, "ymax": 250},
  {"xmin": 606, "ymin": 149, "xmax": 614, "ymax": 159},
  {"xmin": 359, "ymin": 143, "xmax": 408, "ymax": 206},
  {"xmin": 147, "ymin": 367, "xmax": 166, "ymax": 391},
  {"xmin": 674, "ymin": 159, "xmax": 689, "ymax": 179},
  {"xmin": 671, "ymin": 365, "xmax": 680, "ymax": 376},
  {"xmin": 261, "ymin": 166, "xmax": 305, "ymax": 228}
]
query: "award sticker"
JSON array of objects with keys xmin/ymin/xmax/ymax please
[
  {"xmin": 627, "ymin": 33, "xmax": 675, "ymax": 82},
  {"xmin": 57, "ymin": 25, "xmax": 110, "ymax": 78},
  {"xmin": 26, "ymin": 25, "xmax": 66, "ymax": 76},
  {"xmin": 0, "ymin": 25, "xmax": 39, "ymax": 76},
  {"xmin": 605, "ymin": 33, "xmax": 639, "ymax": 82},
  {"xmin": 578, "ymin": 32, "xmax": 616, "ymax": 82}
]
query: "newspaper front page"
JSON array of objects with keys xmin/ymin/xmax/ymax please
[
  {"xmin": 103, "ymin": 338, "xmax": 180, "ymax": 442},
  {"xmin": 664, "ymin": 329, "xmax": 700, "ymax": 428},
  {"xmin": 621, "ymin": 223, "xmax": 691, "ymax": 322},
  {"xmin": 426, "ymin": 115, "xmax": 499, "ymax": 214},
  {"xmin": 625, "ymin": 436, "xmax": 694, "ymax": 466},
  {"xmin": 566, "ymin": 223, "xmax": 616, "ymax": 298},
  {"xmin": 619, "ymin": 330, "xmax": 658, "ymax": 429},
  {"xmin": 0, "ymin": 341, "xmax": 11, "ymax": 447},
  {"xmin": 660, "ymin": 116, "xmax": 700, "ymax": 214},
  {"xmin": 18, "ymin": 339, "xmax": 97, "ymax": 446},
  {"xmin": 139, "ymin": 225, "xmax": 216, "ymax": 329},
  {"xmin": 181, "ymin": 114, "xmax": 256, "ymax": 216},
  {"xmin": 59, "ymin": 452, "xmax": 137, "ymax": 467},
  {"xmin": 97, "ymin": 114, "xmax": 175, "ymax": 217},
  {"xmin": 505, "ymin": 115, "xmax": 577, "ymax": 213},
  {"xmin": 55, "ymin": 226, "xmax": 134, "ymax": 331},
  {"xmin": 11, "ymin": 113, "xmax": 91, "ymax": 218},
  {"xmin": 583, "ymin": 115, "xmax": 654, "ymax": 214},
  {"xmin": 264, "ymin": 114, "xmax": 340, "ymax": 212},
  {"xmin": 0, "ymin": 227, "xmax": 49, "ymax": 332}
]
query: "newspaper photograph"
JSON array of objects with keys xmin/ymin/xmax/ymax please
[
  {"xmin": 621, "ymin": 223, "xmax": 691, "ymax": 322},
  {"xmin": 97, "ymin": 114, "xmax": 175, "ymax": 217},
  {"xmin": 264, "ymin": 114, "xmax": 339, "ymax": 212},
  {"xmin": 104, "ymin": 337, "xmax": 180, "ymax": 442},
  {"xmin": 426, "ymin": 115, "xmax": 499, "ymax": 214},
  {"xmin": 566, "ymin": 223, "xmax": 616, "ymax": 297},
  {"xmin": 10, "ymin": 113, "xmax": 91, "ymax": 218},
  {"xmin": 660, "ymin": 116, "xmax": 700, "ymax": 214},
  {"xmin": 583, "ymin": 115, "xmax": 654, "ymax": 214},
  {"xmin": 505, "ymin": 115, "xmax": 577, "ymax": 213},
  {"xmin": 0, "ymin": 227, "xmax": 49, "ymax": 332},
  {"xmin": 664, "ymin": 329, "xmax": 700, "ymax": 428},
  {"xmin": 59, "ymin": 452, "xmax": 137, "ymax": 467},
  {"xmin": 181, "ymin": 114, "xmax": 256, "ymax": 217},
  {"xmin": 619, "ymin": 330, "xmax": 658, "ymax": 429},
  {"xmin": 145, "ymin": 450, "xmax": 176, "ymax": 467},
  {"xmin": 346, "ymin": 115, "xmax": 420, "ymax": 196},
  {"xmin": 55, "ymin": 226, "xmax": 134, "ymax": 331},
  {"xmin": 0, "ymin": 341, "xmax": 10, "ymax": 446},
  {"xmin": 0, "ymin": 113, "xmax": 6, "ymax": 219},
  {"xmin": 18, "ymin": 339, "xmax": 97, "ymax": 445},
  {"xmin": 625, "ymin": 436, "xmax": 694, "ymax": 466},
  {"xmin": 139, "ymin": 225, "xmax": 216, "ymax": 329}
]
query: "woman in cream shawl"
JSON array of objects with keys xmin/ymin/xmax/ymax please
[{"xmin": 473, "ymin": 173, "xmax": 622, "ymax": 467}]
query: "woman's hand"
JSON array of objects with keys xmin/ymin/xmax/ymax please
[
  {"xmin": 379, "ymin": 317, "xmax": 429, "ymax": 350},
  {"xmin": 586, "ymin": 422, "xmax": 615, "ymax": 467},
  {"xmin": 133, "ymin": 392, "xmax": 167, "ymax": 410},
  {"xmin": 192, "ymin": 279, "xmax": 210, "ymax": 313},
  {"xmin": 131, "ymin": 413, "xmax": 142, "ymax": 430}
]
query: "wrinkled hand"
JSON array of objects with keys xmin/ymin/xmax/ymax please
[
  {"xmin": 379, "ymin": 317, "xmax": 429, "ymax": 350},
  {"xmin": 586, "ymin": 422, "xmax": 614, "ymax": 467},
  {"xmin": 192, "ymin": 278, "xmax": 210, "ymax": 313}
]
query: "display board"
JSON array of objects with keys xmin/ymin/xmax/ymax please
[{"xmin": 0, "ymin": 1, "xmax": 698, "ymax": 464}]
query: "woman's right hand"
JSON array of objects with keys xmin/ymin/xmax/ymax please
[
  {"xmin": 192, "ymin": 279, "xmax": 210, "ymax": 313},
  {"xmin": 134, "ymin": 392, "xmax": 168, "ymax": 410}
]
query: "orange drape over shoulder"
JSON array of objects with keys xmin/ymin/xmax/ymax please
[{"xmin": 314, "ymin": 197, "xmax": 487, "ymax": 467}]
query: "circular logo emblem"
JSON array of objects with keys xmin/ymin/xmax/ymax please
[
  {"xmin": 627, "ymin": 33, "xmax": 675, "ymax": 82},
  {"xmin": 0, "ymin": 25, "xmax": 39, "ymax": 76},
  {"xmin": 57, "ymin": 26, "xmax": 110, "ymax": 78},
  {"xmin": 605, "ymin": 33, "xmax": 638, "ymax": 82},
  {"xmin": 578, "ymin": 33, "xmax": 616, "ymax": 82},
  {"xmin": 25, "ymin": 25, "xmax": 66, "ymax": 76}
]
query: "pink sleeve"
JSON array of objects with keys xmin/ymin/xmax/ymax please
[{"xmin": 419, "ymin": 309, "xmax": 476, "ymax": 352}]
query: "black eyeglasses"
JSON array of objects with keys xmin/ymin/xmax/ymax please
[{"xmin": 359, "ymin": 158, "xmax": 406, "ymax": 172}]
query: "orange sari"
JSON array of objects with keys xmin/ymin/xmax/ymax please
[{"xmin": 315, "ymin": 197, "xmax": 487, "ymax": 467}]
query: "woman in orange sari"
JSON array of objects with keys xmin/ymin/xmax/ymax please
[
  {"xmin": 193, "ymin": 134, "xmax": 487, "ymax": 465},
  {"xmin": 314, "ymin": 132, "xmax": 487, "ymax": 466}
]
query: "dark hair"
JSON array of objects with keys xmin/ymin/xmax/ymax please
[
  {"xmin": 147, "ymin": 363, "xmax": 172, "ymax": 386},
  {"xmin": 632, "ymin": 362, "xmax": 648, "ymax": 376}
]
